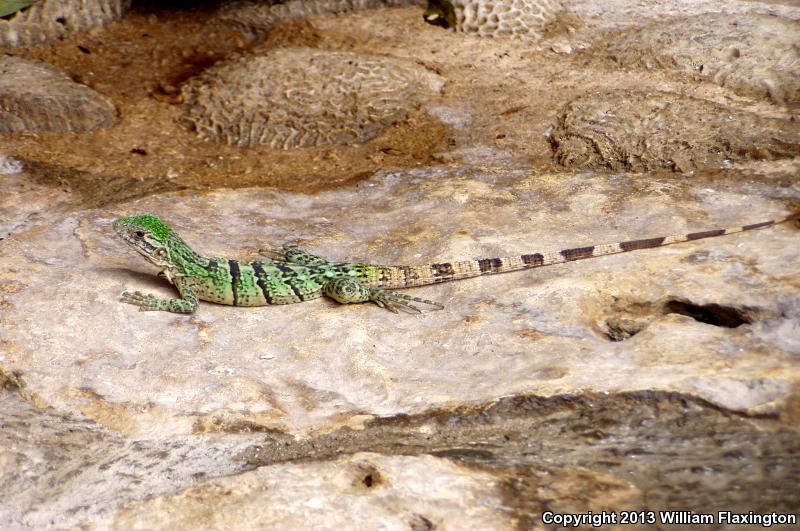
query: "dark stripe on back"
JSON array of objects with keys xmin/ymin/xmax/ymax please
[
  {"xmin": 478, "ymin": 258, "xmax": 503, "ymax": 273},
  {"xmin": 619, "ymin": 237, "xmax": 666, "ymax": 252},
  {"xmin": 274, "ymin": 262, "xmax": 305, "ymax": 300},
  {"xmin": 687, "ymin": 229, "xmax": 725, "ymax": 240},
  {"xmin": 251, "ymin": 261, "xmax": 273, "ymax": 304},
  {"xmin": 228, "ymin": 260, "xmax": 241, "ymax": 306},
  {"xmin": 521, "ymin": 253, "xmax": 544, "ymax": 266},
  {"xmin": 431, "ymin": 262, "xmax": 454, "ymax": 277},
  {"xmin": 561, "ymin": 246, "xmax": 595, "ymax": 261},
  {"xmin": 743, "ymin": 221, "xmax": 774, "ymax": 231}
]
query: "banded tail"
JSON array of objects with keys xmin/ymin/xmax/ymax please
[{"xmin": 369, "ymin": 212, "xmax": 800, "ymax": 289}]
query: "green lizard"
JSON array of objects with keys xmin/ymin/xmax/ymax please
[
  {"xmin": 114, "ymin": 212, "xmax": 799, "ymax": 314},
  {"xmin": 0, "ymin": 1, "xmax": 36, "ymax": 19}
]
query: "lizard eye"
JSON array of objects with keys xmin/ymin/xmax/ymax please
[{"xmin": 135, "ymin": 230, "xmax": 144, "ymax": 238}]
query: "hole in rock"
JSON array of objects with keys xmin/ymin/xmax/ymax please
[
  {"xmin": 662, "ymin": 299, "xmax": 755, "ymax": 328},
  {"xmin": 604, "ymin": 317, "xmax": 647, "ymax": 342},
  {"xmin": 352, "ymin": 463, "xmax": 383, "ymax": 489}
]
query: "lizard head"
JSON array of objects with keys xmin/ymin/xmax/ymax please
[{"xmin": 114, "ymin": 214, "xmax": 173, "ymax": 267}]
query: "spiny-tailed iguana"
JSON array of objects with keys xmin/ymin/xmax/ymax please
[{"xmin": 114, "ymin": 212, "xmax": 798, "ymax": 314}]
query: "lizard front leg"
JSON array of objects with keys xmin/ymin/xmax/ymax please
[
  {"xmin": 121, "ymin": 276, "xmax": 199, "ymax": 314},
  {"xmin": 323, "ymin": 277, "xmax": 444, "ymax": 314}
]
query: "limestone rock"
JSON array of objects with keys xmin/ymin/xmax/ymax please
[
  {"xmin": 607, "ymin": 13, "xmax": 800, "ymax": 105},
  {"xmin": 220, "ymin": 0, "xmax": 424, "ymax": 40},
  {"xmin": 0, "ymin": 0, "xmax": 131, "ymax": 48},
  {"xmin": 181, "ymin": 47, "xmax": 445, "ymax": 148},
  {"xmin": 550, "ymin": 90, "xmax": 800, "ymax": 172},
  {"xmin": 424, "ymin": 0, "xmax": 563, "ymax": 41},
  {"xmin": 0, "ymin": 55, "xmax": 117, "ymax": 133},
  {"xmin": 2, "ymin": 166, "xmax": 798, "ymax": 437},
  {"xmin": 106, "ymin": 453, "xmax": 510, "ymax": 529},
  {"xmin": 0, "ymin": 392, "xmax": 263, "ymax": 529}
]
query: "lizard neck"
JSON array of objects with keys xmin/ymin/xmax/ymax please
[{"xmin": 164, "ymin": 232, "xmax": 206, "ymax": 275}]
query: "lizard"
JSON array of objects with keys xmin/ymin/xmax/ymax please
[{"xmin": 114, "ymin": 212, "xmax": 799, "ymax": 315}]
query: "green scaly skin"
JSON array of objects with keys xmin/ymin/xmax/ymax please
[
  {"xmin": 114, "ymin": 214, "xmax": 441, "ymax": 314},
  {"xmin": 114, "ymin": 212, "xmax": 799, "ymax": 315},
  {"xmin": 0, "ymin": 1, "xmax": 36, "ymax": 19}
]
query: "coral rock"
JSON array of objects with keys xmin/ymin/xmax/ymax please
[
  {"xmin": 607, "ymin": 14, "xmax": 800, "ymax": 105},
  {"xmin": 0, "ymin": 55, "xmax": 116, "ymax": 133},
  {"xmin": 181, "ymin": 47, "xmax": 445, "ymax": 148},
  {"xmin": 0, "ymin": 0, "xmax": 131, "ymax": 47},
  {"xmin": 550, "ymin": 90, "xmax": 800, "ymax": 172},
  {"xmin": 425, "ymin": 0, "xmax": 563, "ymax": 41}
]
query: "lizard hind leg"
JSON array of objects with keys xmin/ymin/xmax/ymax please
[
  {"xmin": 259, "ymin": 243, "xmax": 331, "ymax": 265},
  {"xmin": 323, "ymin": 277, "xmax": 444, "ymax": 314}
]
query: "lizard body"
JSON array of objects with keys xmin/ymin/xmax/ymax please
[{"xmin": 114, "ymin": 212, "xmax": 798, "ymax": 314}]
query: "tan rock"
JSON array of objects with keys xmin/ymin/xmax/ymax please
[
  {"xmin": 608, "ymin": 14, "xmax": 800, "ymax": 105},
  {"xmin": 181, "ymin": 47, "xmax": 445, "ymax": 148},
  {"xmin": 220, "ymin": 0, "xmax": 424, "ymax": 40},
  {"xmin": 550, "ymin": 90, "xmax": 800, "ymax": 172},
  {"xmin": 425, "ymin": 0, "xmax": 564, "ymax": 41},
  {"xmin": 2, "ymin": 167, "xmax": 798, "ymax": 438},
  {"xmin": 0, "ymin": 56, "xmax": 117, "ymax": 133},
  {"xmin": 0, "ymin": 0, "xmax": 130, "ymax": 47},
  {"xmin": 104, "ymin": 453, "xmax": 510, "ymax": 530}
]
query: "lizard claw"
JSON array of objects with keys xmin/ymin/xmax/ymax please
[
  {"xmin": 369, "ymin": 291, "xmax": 421, "ymax": 314},
  {"xmin": 369, "ymin": 288, "xmax": 443, "ymax": 314},
  {"xmin": 121, "ymin": 290, "xmax": 160, "ymax": 311}
]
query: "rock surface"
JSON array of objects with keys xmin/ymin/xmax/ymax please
[
  {"xmin": 3, "ymin": 166, "xmax": 799, "ymax": 437},
  {"xmin": 181, "ymin": 47, "xmax": 445, "ymax": 148},
  {"xmin": 0, "ymin": 55, "xmax": 117, "ymax": 133},
  {"xmin": 607, "ymin": 14, "xmax": 800, "ymax": 105},
  {"xmin": 550, "ymin": 90, "xmax": 800, "ymax": 172},
  {"xmin": 220, "ymin": 0, "xmax": 423, "ymax": 40},
  {"xmin": 1, "ymin": 0, "xmax": 799, "ymax": 528},
  {"xmin": 425, "ymin": 0, "xmax": 564, "ymax": 41},
  {"xmin": 0, "ymin": 389, "xmax": 263, "ymax": 529},
  {"xmin": 0, "ymin": 0, "xmax": 130, "ymax": 47},
  {"xmin": 105, "ymin": 452, "xmax": 511, "ymax": 530}
]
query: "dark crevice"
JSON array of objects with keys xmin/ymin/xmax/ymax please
[
  {"xmin": 129, "ymin": 0, "xmax": 228, "ymax": 14},
  {"xmin": 663, "ymin": 299, "xmax": 756, "ymax": 328},
  {"xmin": 232, "ymin": 391, "xmax": 798, "ymax": 527},
  {"xmin": 603, "ymin": 297, "xmax": 762, "ymax": 341}
]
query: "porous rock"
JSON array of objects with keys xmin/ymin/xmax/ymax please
[
  {"xmin": 424, "ymin": 0, "xmax": 563, "ymax": 41},
  {"xmin": 181, "ymin": 47, "xmax": 445, "ymax": 148},
  {"xmin": 550, "ymin": 90, "xmax": 800, "ymax": 172},
  {"xmin": 2, "ymin": 166, "xmax": 799, "ymax": 439},
  {"xmin": 106, "ymin": 453, "xmax": 510, "ymax": 529},
  {"xmin": 0, "ymin": 0, "xmax": 131, "ymax": 48},
  {"xmin": 220, "ymin": 0, "xmax": 423, "ymax": 40},
  {"xmin": 607, "ymin": 13, "xmax": 800, "ymax": 105},
  {"xmin": 0, "ymin": 55, "xmax": 116, "ymax": 133}
]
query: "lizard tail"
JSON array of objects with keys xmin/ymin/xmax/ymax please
[{"xmin": 368, "ymin": 212, "xmax": 799, "ymax": 289}]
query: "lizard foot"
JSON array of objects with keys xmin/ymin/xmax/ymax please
[
  {"xmin": 121, "ymin": 290, "xmax": 164, "ymax": 311},
  {"xmin": 120, "ymin": 290, "xmax": 197, "ymax": 314},
  {"xmin": 323, "ymin": 278, "xmax": 444, "ymax": 314}
]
